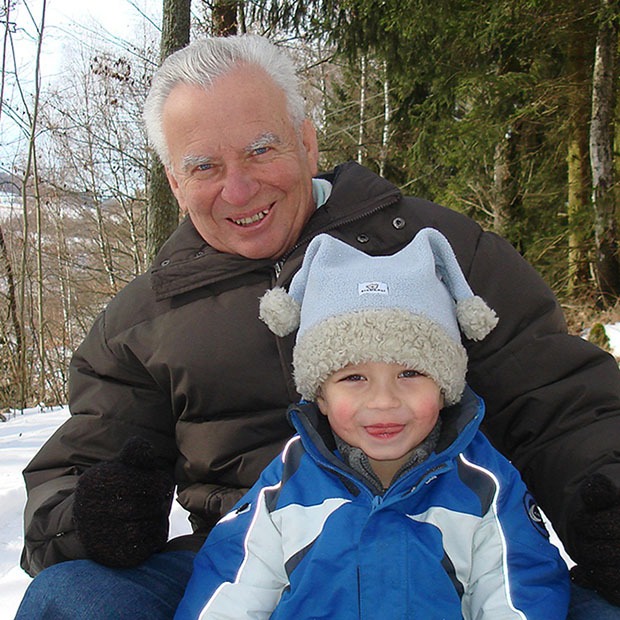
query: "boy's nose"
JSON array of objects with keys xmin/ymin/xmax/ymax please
[{"xmin": 367, "ymin": 384, "xmax": 400, "ymax": 410}]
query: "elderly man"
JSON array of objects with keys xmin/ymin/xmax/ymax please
[{"xmin": 16, "ymin": 34, "xmax": 620, "ymax": 618}]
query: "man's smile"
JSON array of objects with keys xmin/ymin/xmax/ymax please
[{"xmin": 229, "ymin": 206, "xmax": 272, "ymax": 227}]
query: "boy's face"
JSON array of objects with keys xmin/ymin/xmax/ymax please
[{"xmin": 317, "ymin": 361, "xmax": 444, "ymax": 487}]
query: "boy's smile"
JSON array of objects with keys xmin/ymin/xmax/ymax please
[{"xmin": 364, "ymin": 423, "xmax": 406, "ymax": 439}]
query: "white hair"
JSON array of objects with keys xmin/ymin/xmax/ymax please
[{"xmin": 143, "ymin": 35, "xmax": 307, "ymax": 167}]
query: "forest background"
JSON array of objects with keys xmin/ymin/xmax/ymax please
[{"xmin": 1, "ymin": 0, "xmax": 619, "ymax": 411}]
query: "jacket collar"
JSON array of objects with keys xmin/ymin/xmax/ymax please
[
  {"xmin": 149, "ymin": 217, "xmax": 273, "ymax": 301},
  {"xmin": 288, "ymin": 386, "xmax": 485, "ymax": 479}
]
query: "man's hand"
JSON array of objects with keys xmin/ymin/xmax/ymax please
[
  {"xmin": 73, "ymin": 436, "xmax": 174, "ymax": 567},
  {"xmin": 570, "ymin": 473, "xmax": 620, "ymax": 606}
]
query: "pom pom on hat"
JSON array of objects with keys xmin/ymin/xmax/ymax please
[
  {"xmin": 456, "ymin": 295, "xmax": 498, "ymax": 341},
  {"xmin": 259, "ymin": 287, "xmax": 300, "ymax": 337}
]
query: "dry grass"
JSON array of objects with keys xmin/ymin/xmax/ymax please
[
  {"xmin": 562, "ymin": 298, "xmax": 620, "ymax": 336},
  {"xmin": 561, "ymin": 297, "xmax": 620, "ymax": 361}
]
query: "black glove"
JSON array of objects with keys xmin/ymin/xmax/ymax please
[
  {"xmin": 570, "ymin": 473, "xmax": 620, "ymax": 606},
  {"xmin": 73, "ymin": 436, "xmax": 174, "ymax": 568}
]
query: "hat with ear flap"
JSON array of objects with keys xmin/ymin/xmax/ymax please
[{"xmin": 259, "ymin": 228, "xmax": 498, "ymax": 404}]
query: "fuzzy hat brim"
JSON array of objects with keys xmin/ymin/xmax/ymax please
[{"xmin": 293, "ymin": 308, "xmax": 467, "ymax": 404}]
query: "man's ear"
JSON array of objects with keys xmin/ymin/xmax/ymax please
[
  {"xmin": 301, "ymin": 119, "xmax": 319, "ymax": 177},
  {"xmin": 165, "ymin": 166, "xmax": 185, "ymax": 211}
]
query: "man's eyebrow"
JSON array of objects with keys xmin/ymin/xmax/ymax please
[
  {"xmin": 180, "ymin": 133, "xmax": 281, "ymax": 171},
  {"xmin": 181, "ymin": 155, "xmax": 213, "ymax": 173},
  {"xmin": 245, "ymin": 132, "xmax": 281, "ymax": 153}
]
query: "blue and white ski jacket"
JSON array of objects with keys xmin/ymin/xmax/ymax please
[{"xmin": 175, "ymin": 388, "xmax": 570, "ymax": 619}]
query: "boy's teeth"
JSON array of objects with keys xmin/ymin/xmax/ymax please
[{"xmin": 233, "ymin": 209, "xmax": 269, "ymax": 226}]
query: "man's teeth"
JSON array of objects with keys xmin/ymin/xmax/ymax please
[{"xmin": 233, "ymin": 209, "xmax": 270, "ymax": 226}]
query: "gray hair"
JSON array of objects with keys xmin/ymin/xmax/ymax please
[{"xmin": 143, "ymin": 35, "xmax": 307, "ymax": 167}]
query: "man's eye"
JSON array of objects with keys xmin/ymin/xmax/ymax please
[
  {"xmin": 196, "ymin": 163, "xmax": 213, "ymax": 171},
  {"xmin": 253, "ymin": 146, "xmax": 269, "ymax": 156}
]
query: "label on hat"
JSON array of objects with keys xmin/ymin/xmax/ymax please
[{"xmin": 358, "ymin": 282, "xmax": 389, "ymax": 295}]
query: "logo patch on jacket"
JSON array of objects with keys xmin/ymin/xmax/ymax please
[{"xmin": 524, "ymin": 491, "xmax": 549, "ymax": 538}]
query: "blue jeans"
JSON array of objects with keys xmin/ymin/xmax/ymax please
[
  {"xmin": 14, "ymin": 554, "xmax": 620, "ymax": 619},
  {"xmin": 14, "ymin": 551, "xmax": 196, "ymax": 619},
  {"xmin": 568, "ymin": 583, "xmax": 620, "ymax": 620}
]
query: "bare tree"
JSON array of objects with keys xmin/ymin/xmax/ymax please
[
  {"xmin": 11, "ymin": 0, "xmax": 47, "ymax": 408},
  {"xmin": 145, "ymin": 0, "xmax": 190, "ymax": 262},
  {"xmin": 357, "ymin": 54, "xmax": 367, "ymax": 166},
  {"xmin": 589, "ymin": 0, "xmax": 619, "ymax": 301},
  {"xmin": 566, "ymin": 26, "xmax": 594, "ymax": 296},
  {"xmin": 212, "ymin": 0, "xmax": 240, "ymax": 35}
]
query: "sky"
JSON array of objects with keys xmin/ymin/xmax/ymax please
[
  {"xmin": 10, "ymin": 0, "xmax": 160, "ymax": 64},
  {"xmin": 1, "ymin": 323, "xmax": 619, "ymax": 617},
  {"xmin": 1, "ymin": 0, "xmax": 161, "ymax": 166}
]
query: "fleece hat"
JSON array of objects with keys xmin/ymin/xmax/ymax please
[{"xmin": 259, "ymin": 228, "xmax": 498, "ymax": 404}]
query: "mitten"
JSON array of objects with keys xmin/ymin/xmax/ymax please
[
  {"xmin": 570, "ymin": 473, "xmax": 620, "ymax": 606},
  {"xmin": 73, "ymin": 436, "xmax": 174, "ymax": 568}
]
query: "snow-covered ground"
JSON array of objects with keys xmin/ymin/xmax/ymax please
[
  {"xmin": 0, "ymin": 407, "xmax": 192, "ymax": 618},
  {"xmin": 1, "ymin": 324, "xmax": 619, "ymax": 618}
]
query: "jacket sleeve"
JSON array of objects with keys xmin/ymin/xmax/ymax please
[
  {"xmin": 465, "ymin": 437, "xmax": 570, "ymax": 619},
  {"xmin": 454, "ymin": 225, "xmax": 620, "ymax": 560},
  {"xmin": 175, "ymin": 456, "xmax": 288, "ymax": 620},
  {"xmin": 20, "ymin": 309, "xmax": 178, "ymax": 576}
]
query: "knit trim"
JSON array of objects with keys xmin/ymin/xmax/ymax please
[{"xmin": 294, "ymin": 308, "xmax": 467, "ymax": 404}]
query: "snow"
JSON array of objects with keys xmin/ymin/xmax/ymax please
[
  {"xmin": 0, "ymin": 406, "xmax": 192, "ymax": 619},
  {"xmin": 605, "ymin": 323, "xmax": 620, "ymax": 353},
  {"xmin": 1, "ymin": 324, "xmax": 619, "ymax": 618}
]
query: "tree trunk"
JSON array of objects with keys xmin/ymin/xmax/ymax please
[
  {"xmin": 0, "ymin": 224, "xmax": 23, "ymax": 371},
  {"xmin": 589, "ymin": 0, "xmax": 619, "ymax": 302},
  {"xmin": 212, "ymin": 0, "xmax": 239, "ymax": 35},
  {"xmin": 379, "ymin": 60, "xmax": 391, "ymax": 178},
  {"xmin": 566, "ymin": 30, "xmax": 593, "ymax": 295},
  {"xmin": 357, "ymin": 54, "xmax": 367, "ymax": 166},
  {"xmin": 17, "ymin": 0, "xmax": 47, "ymax": 409},
  {"xmin": 491, "ymin": 130, "xmax": 516, "ymax": 240},
  {"xmin": 146, "ymin": 0, "xmax": 191, "ymax": 262}
]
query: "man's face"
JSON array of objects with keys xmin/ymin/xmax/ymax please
[{"xmin": 162, "ymin": 67, "xmax": 319, "ymax": 260}]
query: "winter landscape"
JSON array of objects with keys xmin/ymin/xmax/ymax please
[
  {"xmin": 0, "ymin": 408, "xmax": 193, "ymax": 619},
  {"xmin": 1, "ymin": 324, "xmax": 619, "ymax": 619}
]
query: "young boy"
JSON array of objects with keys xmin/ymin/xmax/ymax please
[{"xmin": 175, "ymin": 229, "xmax": 570, "ymax": 619}]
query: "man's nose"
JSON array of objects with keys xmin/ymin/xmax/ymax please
[{"xmin": 220, "ymin": 167, "xmax": 260, "ymax": 206}]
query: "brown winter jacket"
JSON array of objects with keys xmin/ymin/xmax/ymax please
[{"xmin": 21, "ymin": 162, "xmax": 620, "ymax": 576}]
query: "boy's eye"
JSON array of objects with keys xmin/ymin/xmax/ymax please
[
  {"xmin": 400, "ymin": 370, "xmax": 422, "ymax": 378},
  {"xmin": 340, "ymin": 374, "xmax": 365, "ymax": 382}
]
